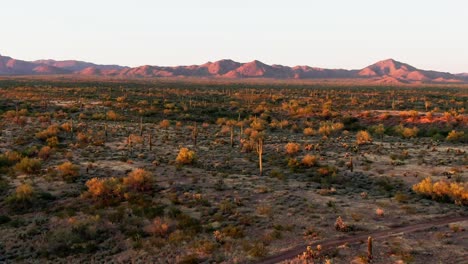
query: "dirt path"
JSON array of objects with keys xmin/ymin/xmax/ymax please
[{"xmin": 257, "ymin": 215, "xmax": 468, "ymax": 264}]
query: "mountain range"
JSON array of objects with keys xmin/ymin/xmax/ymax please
[{"xmin": 0, "ymin": 54, "xmax": 466, "ymax": 84}]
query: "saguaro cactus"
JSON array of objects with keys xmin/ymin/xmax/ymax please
[
  {"xmin": 127, "ymin": 134, "xmax": 133, "ymax": 156},
  {"xmin": 192, "ymin": 122, "xmax": 198, "ymax": 146},
  {"xmin": 367, "ymin": 236, "xmax": 373, "ymax": 262},
  {"xmin": 347, "ymin": 157, "xmax": 354, "ymax": 172},
  {"xmin": 252, "ymin": 132, "xmax": 265, "ymax": 176},
  {"xmin": 139, "ymin": 117, "xmax": 143, "ymax": 136},
  {"xmin": 226, "ymin": 119, "xmax": 237, "ymax": 147},
  {"xmin": 148, "ymin": 133, "xmax": 152, "ymax": 151}
]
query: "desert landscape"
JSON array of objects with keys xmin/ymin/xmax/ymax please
[
  {"xmin": 1, "ymin": 1, "xmax": 467, "ymax": 263},
  {"xmin": 0, "ymin": 74, "xmax": 466, "ymax": 263}
]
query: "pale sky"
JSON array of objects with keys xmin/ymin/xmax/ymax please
[{"xmin": 1, "ymin": 0, "xmax": 467, "ymax": 72}]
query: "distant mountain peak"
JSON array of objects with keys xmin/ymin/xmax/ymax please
[
  {"xmin": 0, "ymin": 54, "xmax": 464, "ymax": 83},
  {"xmin": 377, "ymin": 58, "xmax": 399, "ymax": 64}
]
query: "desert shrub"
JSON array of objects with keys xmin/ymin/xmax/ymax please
[
  {"xmin": 194, "ymin": 239, "xmax": 217, "ymax": 255},
  {"xmin": 144, "ymin": 217, "xmax": 171, "ymax": 237},
  {"xmin": 46, "ymin": 136, "xmax": 59, "ymax": 147},
  {"xmin": 0, "ymin": 215, "xmax": 11, "ymax": 225},
  {"xmin": 285, "ymin": 142, "xmax": 300, "ymax": 155},
  {"xmin": 334, "ymin": 216, "xmax": 348, "ymax": 232},
  {"xmin": 413, "ymin": 177, "xmax": 468, "ymax": 205},
  {"xmin": 57, "ymin": 161, "xmax": 80, "ymax": 182},
  {"xmin": 446, "ymin": 130, "xmax": 466, "ymax": 143},
  {"xmin": 0, "ymin": 151, "xmax": 22, "ymax": 168},
  {"xmin": 176, "ymin": 214, "xmax": 202, "ymax": 234},
  {"xmin": 106, "ymin": 110, "xmax": 119, "ymax": 120},
  {"xmin": 38, "ymin": 146, "xmax": 53, "ymax": 160},
  {"xmin": 178, "ymin": 254, "xmax": 200, "ymax": 264},
  {"xmin": 91, "ymin": 113, "xmax": 106, "ymax": 120},
  {"xmin": 318, "ymin": 122, "xmax": 344, "ymax": 136},
  {"xmin": 302, "ymin": 154, "xmax": 317, "ymax": 167},
  {"xmin": 297, "ymin": 245, "xmax": 323, "ymax": 262},
  {"xmin": 256, "ymin": 205, "xmax": 272, "ymax": 216},
  {"xmin": 176, "ymin": 148, "xmax": 196, "ymax": 165},
  {"xmin": 375, "ymin": 176, "xmax": 399, "ymax": 195},
  {"xmin": 269, "ymin": 169, "xmax": 285, "ymax": 180},
  {"xmin": 371, "ymin": 123, "xmax": 385, "ymax": 138},
  {"xmin": 317, "ymin": 165, "xmax": 337, "ymax": 177},
  {"xmin": 220, "ymin": 224, "xmax": 244, "ymax": 238},
  {"xmin": 21, "ymin": 146, "xmax": 38, "ymax": 157},
  {"xmin": 44, "ymin": 219, "xmax": 111, "ymax": 257},
  {"xmin": 159, "ymin": 119, "xmax": 170, "ymax": 129},
  {"xmin": 123, "ymin": 168, "xmax": 154, "ymax": 192},
  {"xmin": 394, "ymin": 192, "xmax": 410, "ymax": 203},
  {"xmin": 128, "ymin": 134, "xmax": 143, "ymax": 145},
  {"xmin": 13, "ymin": 183, "xmax": 34, "ymax": 201},
  {"xmin": 15, "ymin": 157, "xmax": 42, "ymax": 175},
  {"xmin": 303, "ymin": 127, "xmax": 315, "ymax": 136},
  {"xmin": 241, "ymin": 139, "xmax": 254, "ymax": 152},
  {"xmin": 287, "ymin": 158, "xmax": 300, "ymax": 172},
  {"xmin": 76, "ymin": 132, "xmax": 89, "ymax": 144},
  {"xmin": 342, "ymin": 116, "xmax": 363, "ymax": 131},
  {"xmin": 247, "ymin": 241, "xmax": 268, "ymax": 258},
  {"xmin": 375, "ymin": 208, "xmax": 384, "ymax": 217},
  {"xmin": 0, "ymin": 176, "xmax": 9, "ymax": 195},
  {"xmin": 84, "ymin": 177, "xmax": 124, "ymax": 206},
  {"xmin": 250, "ymin": 118, "xmax": 266, "ymax": 131},
  {"xmin": 395, "ymin": 125, "xmax": 419, "ymax": 138},
  {"xmin": 356, "ymin": 130, "xmax": 372, "ymax": 145},
  {"xmin": 36, "ymin": 124, "xmax": 59, "ymax": 140},
  {"xmin": 6, "ymin": 183, "xmax": 35, "ymax": 210},
  {"xmin": 60, "ymin": 122, "xmax": 72, "ymax": 132}
]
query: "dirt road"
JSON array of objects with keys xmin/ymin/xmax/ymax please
[{"xmin": 257, "ymin": 215, "xmax": 468, "ymax": 264}]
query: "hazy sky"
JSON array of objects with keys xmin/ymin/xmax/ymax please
[{"xmin": 2, "ymin": 0, "xmax": 467, "ymax": 72}]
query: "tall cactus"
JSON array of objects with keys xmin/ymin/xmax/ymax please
[
  {"xmin": 253, "ymin": 133, "xmax": 264, "ymax": 176},
  {"xmin": 149, "ymin": 133, "xmax": 152, "ymax": 151},
  {"xmin": 70, "ymin": 119, "xmax": 74, "ymax": 139},
  {"xmin": 192, "ymin": 122, "xmax": 198, "ymax": 146},
  {"xmin": 139, "ymin": 117, "xmax": 143, "ymax": 136},
  {"xmin": 367, "ymin": 236, "xmax": 373, "ymax": 262}
]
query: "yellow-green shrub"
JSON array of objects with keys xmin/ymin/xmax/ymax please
[{"xmin": 413, "ymin": 177, "xmax": 468, "ymax": 205}]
